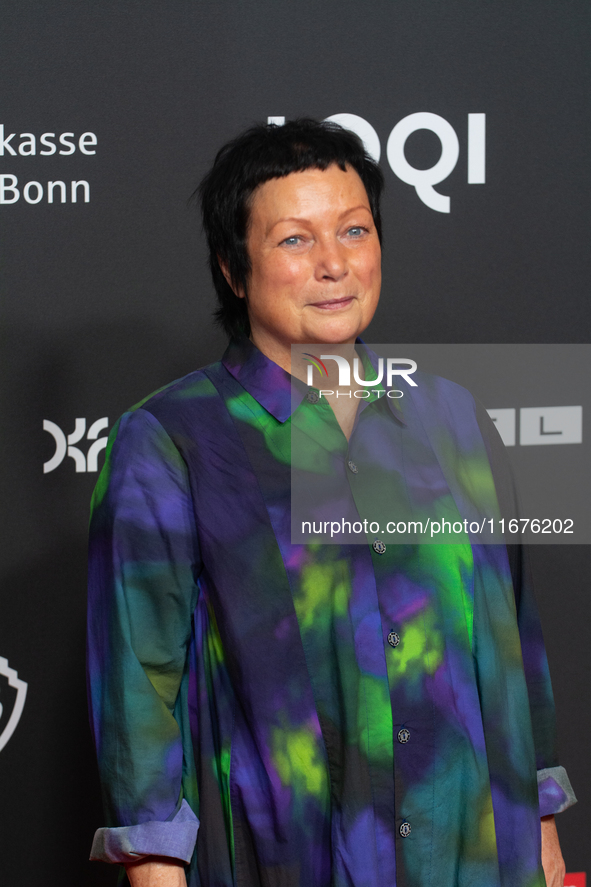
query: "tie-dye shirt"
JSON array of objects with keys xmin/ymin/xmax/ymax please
[{"xmin": 88, "ymin": 336, "xmax": 575, "ymax": 887}]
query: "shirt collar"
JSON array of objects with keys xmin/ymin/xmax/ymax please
[
  {"xmin": 222, "ymin": 336, "xmax": 295, "ymax": 423},
  {"xmin": 221, "ymin": 335, "xmax": 406, "ymax": 425}
]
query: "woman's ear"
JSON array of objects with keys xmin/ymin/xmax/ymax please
[{"xmin": 218, "ymin": 257, "xmax": 245, "ymax": 299}]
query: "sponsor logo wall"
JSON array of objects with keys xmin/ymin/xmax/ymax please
[{"xmin": 1, "ymin": 2, "xmax": 588, "ymax": 885}]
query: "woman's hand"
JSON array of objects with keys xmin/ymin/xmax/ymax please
[
  {"xmin": 125, "ymin": 858, "xmax": 187, "ymax": 887},
  {"xmin": 541, "ymin": 815, "xmax": 566, "ymax": 887}
]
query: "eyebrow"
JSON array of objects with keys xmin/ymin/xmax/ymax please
[{"xmin": 267, "ymin": 205, "xmax": 372, "ymax": 234}]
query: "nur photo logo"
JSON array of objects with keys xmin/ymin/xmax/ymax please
[{"xmin": 302, "ymin": 352, "xmax": 417, "ymax": 398}]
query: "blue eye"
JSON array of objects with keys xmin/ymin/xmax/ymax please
[
  {"xmin": 282, "ymin": 236, "xmax": 301, "ymax": 246},
  {"xmin": 348, "ymin": 227, "xmax": 364, "ymax": 236}
]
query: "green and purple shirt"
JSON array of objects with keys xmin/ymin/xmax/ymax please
[{"xmin": 88, "ymin": 337, "xmax": 575, "ymax": 887}]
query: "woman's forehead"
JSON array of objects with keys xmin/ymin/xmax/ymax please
[{"xmin": 248, "ymin": 165, "xmax": 371, "ymax": 228}]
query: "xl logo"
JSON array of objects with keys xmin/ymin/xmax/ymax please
[
  {"xmin": 0, "ymin": 658, "xmax": 27, "ymax": 753},
  {"xmin": 43, "ymin": 417, "xmax": 109, "ymax": 473},
  {"xmin": 487, "ymin": 407, "xmax": 583, "ymax": 447},
  {"xmin": 268, "ymin": 112, "xmax": 486, "ymax": 213}
]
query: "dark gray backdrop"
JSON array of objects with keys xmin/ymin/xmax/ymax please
[{"xmin": 0, "ymin": 2, "xmax": 588, "ymax": 884}]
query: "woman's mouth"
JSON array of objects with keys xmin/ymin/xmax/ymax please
[{"xmin": 310, "ymin": 296, "xmax": 355, "ymax": 310}]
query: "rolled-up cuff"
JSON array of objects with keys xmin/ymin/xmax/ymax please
[
  {"xmin": 538, "ymin": 765, "xmax": 577, "ymax": 817},
  {"xmin": 90, "ymin": 799, "xmax": 199, "ymax": 864}
]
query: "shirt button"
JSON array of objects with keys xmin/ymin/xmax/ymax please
[
  {"xmin": 387, "ymin": 630, "xmax": 400, "ymax": 647},
  {"xmin": 347, "ymin": 460, "xmax": 358, "ymax": 474},
  {"xmin": 372, "ymin": 539, "xmax": 386, "ymax": 555},
  {"xmin": 399, "ymin": 821, "xmax": 411, "ymax": 838},
  {"xmin": 306, "ymin": 390, "xmax": 320, "ymax": 404},
  {"xmin": 397, "ymin": 728, "xmax": 411, "ymax": 744}
]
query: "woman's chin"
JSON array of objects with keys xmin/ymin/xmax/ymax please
[{"xmin": 303, "ymin": 316, "xmax": 365, "ymax": 345}]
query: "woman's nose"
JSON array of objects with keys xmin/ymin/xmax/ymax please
[{"xmin": 314, "ymin": 237, "xmax": 348, "ymax": 281}]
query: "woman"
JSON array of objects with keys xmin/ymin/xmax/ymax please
[{"xmin": 88, "ymin": 119, "xmax": 574, "ymax": 887}]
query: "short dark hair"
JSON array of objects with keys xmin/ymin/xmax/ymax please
[{"xmin": 197, "ymin": 118, "xmax": 385, "ymax": 340}]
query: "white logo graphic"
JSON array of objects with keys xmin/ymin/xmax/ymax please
[
  {"xmin": 0, "ymin": 658, "xmax": 27, "ymax": 753},
  {"xmin": 487, "ymin": 407, "xmax": 583, "ymax": 447},
  {"xmin": 386, "ymin": 113, "xmax": 460, "ymax": 213},
  {"xmin": 43, "ymin": 417, "xmax": 109, "ymax": 473},
  {"xmin": 520, "ymin": 406, "xmax": 583, "ymax": 446},
  {"xmin": 268, "ymin": 113, "xmax": 486, "ymax": 213},
  {"xmin": 306, "ymin": 355, "xmax": 418, "ymax": 388}
]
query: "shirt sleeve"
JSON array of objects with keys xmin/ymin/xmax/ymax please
[
  {"xmin": 474, "ymin": 399, "xmax": 577, "ymax": 817},
  {"xmin": 87, "ymin": 407, "xmax": 201, "ymax": 864}
]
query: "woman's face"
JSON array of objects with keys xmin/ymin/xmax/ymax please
[{"xmin": 236, "ymin": 164, "xmax": 382, "ymax": 369}]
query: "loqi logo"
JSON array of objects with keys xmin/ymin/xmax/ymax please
[
  {"xmin": 268, "ymin": 112, "xmax": 486, "ymax": 213},
  {"xmin": 43, "ymin": 417, "xmax": 109, "ymax": 473},
  {"xmin": 0, "ymin": 658, "xmax": 27, "ymax": 753},
  {"xmin": 487, "ymin": 407, "xmax": 583, "ymax": 447}
]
